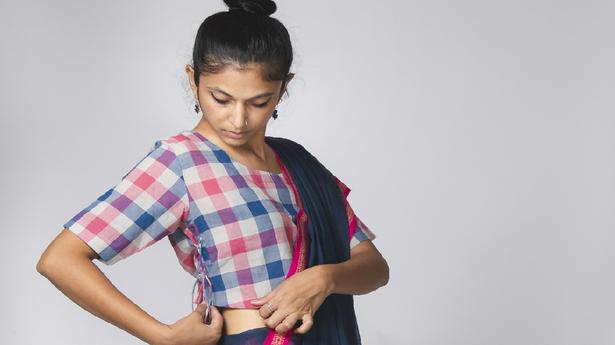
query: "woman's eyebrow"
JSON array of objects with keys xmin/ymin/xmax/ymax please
[{"xmin": 206, "ymin": 87, "xmax": 274, "ymax": 100}]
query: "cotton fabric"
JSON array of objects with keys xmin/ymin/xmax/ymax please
[{"xmin": 63, "ymin": 130, "xmax": 376, "ymax": 309}]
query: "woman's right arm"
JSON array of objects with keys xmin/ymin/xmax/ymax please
[{"xmin": 36, "ymin": 228, "xmax": 222, "ymax": 345}]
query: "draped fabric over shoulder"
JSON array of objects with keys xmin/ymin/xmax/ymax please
[{"xmin": 264, "ymin": 136, "xmax": 361, "ymax": 345}]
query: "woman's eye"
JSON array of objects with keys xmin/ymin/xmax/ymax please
[
  {"xmin": 253, "ymin": 101, "xmax": 269, "ymax": 108},
  {"xmin": 211, "ymin": 94, "xmax": 229, "ymax": 105},
  {"xmin": 210, "ymin": 92, "xmax": 269, "ymax": 108}
]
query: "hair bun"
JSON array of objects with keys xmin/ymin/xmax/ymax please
[{"xmin": 224, "ymin": 0, "xmax": 276, "ymax": 16}]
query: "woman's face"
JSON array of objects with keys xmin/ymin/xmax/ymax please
[{"xmin": 186, "ymin": 63, "xmax": 291, "ymax": 152}]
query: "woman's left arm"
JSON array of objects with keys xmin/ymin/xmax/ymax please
[
  {"xmin": 321, "ymin": 239, "xmax": 389, "ymax": 296},
  {"xmin": 251, "ymin": 240, "xmax": 389, "ymax": 334}
]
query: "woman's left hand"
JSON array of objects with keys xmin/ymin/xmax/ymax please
[{"xmin": 250, "ymin": 265, "xmax": 332, "ymax": 335}]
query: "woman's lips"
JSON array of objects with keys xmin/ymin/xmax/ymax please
[{"xmin": 225, "ymin": 130, "xmax": 246, "ymax": 138}]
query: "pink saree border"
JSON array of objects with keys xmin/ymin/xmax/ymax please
[
  {"xmin": 333, "ymin": 175, "xmax": 358, "ymax": 240},
  {"xmin": 262, "ymin": 146, "xmax": 310, "ymax": 345}
]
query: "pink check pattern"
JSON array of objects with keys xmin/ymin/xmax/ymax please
[{"xmin": 63, "ymin": 130, "xmax": 376, "ymax": 308}]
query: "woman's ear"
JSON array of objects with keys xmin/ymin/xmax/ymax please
[{"xmin": 185, "ymin": 64, "xmax": 198, "ymax": 98}]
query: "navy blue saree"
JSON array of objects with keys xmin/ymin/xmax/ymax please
[{"xmin": 255, "ymin": 136, "xmax": 362, "ymax": 345}]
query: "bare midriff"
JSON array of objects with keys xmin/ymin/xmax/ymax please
[{"xmin": 220, "ymin": 307, "xmax": 268, "ymax": 335}]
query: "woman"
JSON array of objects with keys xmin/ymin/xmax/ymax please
[{"xmin": 36, "ymin": 1, "xmax": 389, "ymax": 344}]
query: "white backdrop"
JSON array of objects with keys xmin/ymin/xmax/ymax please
[{"xmin": 1, "ymin": 0, "xmax": 614, "ymax": 344}]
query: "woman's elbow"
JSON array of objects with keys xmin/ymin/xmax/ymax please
[
  {"xmin": 36, "ymin": 228, "xmax": 96, "ymax": 276},
  {"xmin": 378, "ymin": 254, "xmax": 390, "ymax": 288},
  {"xmin": 36, "ymin": 244, "xmax": 68, "ymax": 277},
  {"xmin": 37, "ymin": 249, "xmax": 60, "ymax": 278}
]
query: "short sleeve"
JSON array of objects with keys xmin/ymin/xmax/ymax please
[
  {"xmin": 62, "ymin": 139, "xmax": 190, "ymax": 265},
  {"xmin": 332, "ymin": 175, "xmax": 377, "ymax": 249}
]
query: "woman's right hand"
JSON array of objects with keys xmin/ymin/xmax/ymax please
[{"xmin": 162, "ymin": 304, "xmax": 223, "ymax": 345}]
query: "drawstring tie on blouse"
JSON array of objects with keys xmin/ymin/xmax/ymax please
[{"xmin": 184, "ymin": 228, "xmax": 213, "ymax": 323}]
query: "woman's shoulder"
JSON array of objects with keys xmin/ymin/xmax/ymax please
[{"xmin": 152, "ymin": 129, "xmax": 213, "ymax": 155}]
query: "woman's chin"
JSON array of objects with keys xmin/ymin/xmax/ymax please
[{"xmin": 220, "ymin": 131, "xmax": 252, "ymax": 147}]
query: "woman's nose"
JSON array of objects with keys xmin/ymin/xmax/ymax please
[{"xmin": 229, "ymin": 104, "xmax": 248, "ymax": 129}]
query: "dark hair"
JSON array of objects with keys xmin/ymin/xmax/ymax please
[{"xmin": 190, "ymin": 0, "xmax": 293, "ymax": 88}]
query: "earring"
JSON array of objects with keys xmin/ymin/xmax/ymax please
[
  {"xmin": 194, "ymin": 103, "xmax": 200, "ymax": 114},
  {"xmin": 272, "ymin": 109, "xmax": 278, "ymax": 119}
]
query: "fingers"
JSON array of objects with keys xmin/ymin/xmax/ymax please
[
  {"xmin": 207, "ymin": 305, "xmax": 223, "ymax": 331},
  {"xmin": 294, "ymin": 314, "xmax": 314, "ymax": 334},
  {"xmin": 259, "ymin": 301, "xmax": 276, "ymax": 319},
  {"xmin": 253, "ymin": 293, "xmax": 275, "ymax": 319},
  {"xmin": 250, "ymin": 296, "xmax": 267, "ymax": 306},
  {"xmin": 264, "ymin": 307, "xmax": 289, "ymax": 330},
  {"xmin": 275, "ymin": 311, "xmax": 301, "ymax": 334},
  {"xmin": 251, "ymin": 292, "xmax": 272, "ymax": 306},
  {"xmin": 193, "ymin": 302, "xmax": 208, "ymax": 316}
]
